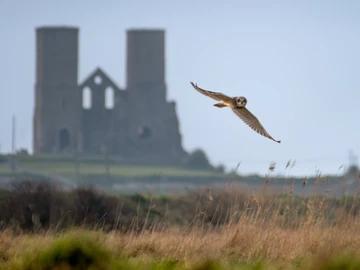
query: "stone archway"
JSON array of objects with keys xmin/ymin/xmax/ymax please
[
  {"xmin": 138, "ymin": 125, "xmax": 152, "ymax": 140},
  {"xmin": 58, "ymin": 128, "xmax": 70, "ymax": 151}
]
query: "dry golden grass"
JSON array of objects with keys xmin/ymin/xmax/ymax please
[
  {"xmin": 2, "ymin": 189, "xmax": 360, "ymax": 269},
  {"xmin": 1, "ymin": 162, "xmax": 360, "ymax": 269}
]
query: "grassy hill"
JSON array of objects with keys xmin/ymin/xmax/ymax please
[
  {"xmin": 0, "ymin": 153, "xmax": 354, "ymax": 197},
  {"xmin": 1, "ymin": 154, "xmax": 225, "ymax": 177},
  {"xmin": 0, "ymin": 154, "xmax": 232, "ymax": 192}
]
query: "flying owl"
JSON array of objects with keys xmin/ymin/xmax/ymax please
[{"xmin": 190, "ymin": 82, "xmax": 281, "ymax": 144}]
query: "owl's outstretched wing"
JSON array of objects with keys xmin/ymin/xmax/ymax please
[
  {"xmin": 190, "ymin": 82, "xmax": 232, "ymax": 103},
  {"xmin": 232, "ymin": 107, "xmax": 281, "ymax": 143}
]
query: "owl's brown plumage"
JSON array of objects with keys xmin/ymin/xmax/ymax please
[
  {"xmin": 231, "ymin": 107, "xmax": 280, "ymax": 143},
  {"xmin": 190, "ymin": 81, "xmax": 281, "ymax": 144},
  {"xmin": 190, "ymin": 82, "xmax": 232, "ymax": 104}
]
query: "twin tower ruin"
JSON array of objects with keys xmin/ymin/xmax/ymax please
[{"xmin": 33, "ymin": 26, "xmax": 187, "ymax": 164}]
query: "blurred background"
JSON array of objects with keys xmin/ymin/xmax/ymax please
[{"xmin": 0, "ymin": 0, "xmax": 359, "ymax": 194}]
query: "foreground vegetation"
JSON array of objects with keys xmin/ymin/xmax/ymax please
[
  {"xmin": 2, "ymin": 226, "xmax": 360, "ymax": 269},
  {"xmin": 0, "ymin": 172, "xmax": 360, "ymax": 269}
]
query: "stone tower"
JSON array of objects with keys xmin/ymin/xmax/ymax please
[
  {"xmin": 123, "ymin": 29, "xmax": 186, "ymax": 161},
  {"xmin": 32, "ymin": 26, "xmax": 187, "ymax": 164},
  {"xmin": 126, "ymin": 29, "xmax": 166, "ymax": 94},
  {"xmin": 33, "ymin": 26, "xmax": 82, "ymax": 154}
]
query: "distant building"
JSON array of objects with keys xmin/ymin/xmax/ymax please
[{"xmin": 33, "ymin": 26, "xmax": 187, "ymax": 165}]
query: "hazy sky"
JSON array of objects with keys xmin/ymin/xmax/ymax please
[{"xmin": 1, "ymin": 0, "xmax": 360, "ymax": 176}]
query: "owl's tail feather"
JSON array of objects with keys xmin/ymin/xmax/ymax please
[{"xmin": 213, "ymin": 102, "xmax": 227, "ymax": 108}]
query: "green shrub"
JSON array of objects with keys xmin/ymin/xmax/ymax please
[{"xmin": 18, "ymin": 231, "xmax": 111, "ymax": 270}]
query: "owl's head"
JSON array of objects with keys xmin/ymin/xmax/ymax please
[{"xmin": 234, "ymin": 96, "xmax": 247, "ymax": 108}]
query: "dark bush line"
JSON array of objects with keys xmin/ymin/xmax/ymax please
[
  {"xmin": 0, "ymin": 179, "xmax": 232, "ymax": 233},
  {"xmin": 1, "ymin": 179, "xmax": 360, "ymax": 233}
]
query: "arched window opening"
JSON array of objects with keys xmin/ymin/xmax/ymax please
[
  {"xmin": 82, "ymin": 87, "xmax": 92, "ymax": 109},
  {"xmin": 138, "ymin": 125, "xmax": 152, "ymax": 140},
  {"xmin": 59, "ymin": 128, "xmax": 70, "ymax": 151},
  {"xmin": 94, "ymin": 75, "xmax": 102, "ymax": 85},
  {"xmin": 105, "ymin": 87, "xmax": 115, "ymax": 109}
]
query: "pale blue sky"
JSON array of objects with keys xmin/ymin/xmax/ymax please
[{"xmin": 1, "ymin": 0, "xmax": 360, "ymax": 176}]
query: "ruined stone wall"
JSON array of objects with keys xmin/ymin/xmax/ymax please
[
  {"xmin": 107, "ymin": 90, "xmax": 131, "ymax": 156},
  {"xmin": 80, "ymin": 69, "xmax": 119, "ymax": 155}
]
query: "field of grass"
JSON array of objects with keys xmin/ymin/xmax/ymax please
[
  {"xmin": 1, "ymin": 212, "xmax": 360, "ymax": 269},
  {"xmin": 0, "ymin": 165, "xmax": 11, "ymax": 174},
  {"xmin": 0, "ymin": 155, "xmax": 359, "ymax": 269},
  {"xmin": 0, "ymin": 228, "xmax": 359, "ymax": 270},
  {"xmin": 1, "ymin": 175, "xmax": 360, "ymax": 269},
  {"xmin": 5, "ymin": 154, "xmax": 225, "ymax": 178},
  {"xmin": 18, "ymin": 160, "xmax": 222, "ymax": 177}
]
